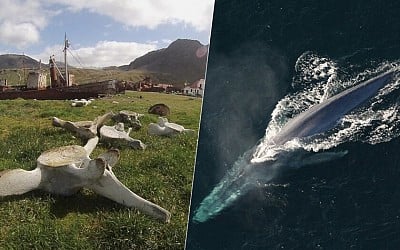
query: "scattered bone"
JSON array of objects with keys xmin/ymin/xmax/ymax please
[
  {"xmin": 71, "ymin": 99, "xmax": 93, "ymax": 107},
  {"xmin": 148, "ymin": 117, "xmax": 194, "ymax": 136},
  {"xmin": 100, "ymin": 123, "xmax": 146, "ymax": 150},
  {"xmin": 53, "ymin": 112, "xmax": 146, "ymax": 149},
  {"xmin": 52, "ymin": 112, "xmax": 114, "ymax": 139},
  {"xmin": 112, "ymin": 110, "xmax": 143, "ymax": 131},
  {"xmin": 0, "ymin": 137, "xmax": 170, "ymax": 222},
  {"xmin": 148, "ymin": 103, "xmax": 170, "ymax": 116}
]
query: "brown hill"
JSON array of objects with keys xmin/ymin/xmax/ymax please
[
  {"xmin": 0, "ymin": 54, "xmax": 41, "ymax": 69},
  {"xmin": 0, "ymin": 39, "xmax": 209, "ymax": 86},
  {"xmin": 120, "ymin": 39, "xmax": 208, "ymax": 84}
]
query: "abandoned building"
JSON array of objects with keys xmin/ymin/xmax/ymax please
[
  {"xmin": 183, "ymin": 79, "xmax": 205, "ymax": 97},
  {"xmin": 27, "ymin": 71, "xmax": 47, "ymax": 90}
]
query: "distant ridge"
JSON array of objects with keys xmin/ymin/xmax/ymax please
[
  {"xmin": 0, "ymin": 54, "xmax": 41, "ymax": 69},
  {"xmin": 120, "ymin": 39, "xmax": 208, "ymax": 83},
  {"xmin": 0, "ymin": 39, "xmax": 209, "ymax": 85}
]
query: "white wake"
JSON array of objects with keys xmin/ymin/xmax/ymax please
[
  {"xmin": 193, "ymin": 52, "xmax": 400, "ymax": 223},
  {"xmin": 252, "ymin": 52, "xmax": 400, "ymax": 163}
]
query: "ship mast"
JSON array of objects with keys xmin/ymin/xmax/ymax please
[{"xmin": 63, "ymin": 33, "xmax": 69, "ymax": 87}]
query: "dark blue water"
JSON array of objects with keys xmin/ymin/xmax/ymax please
[{"xmin": 186, "ymin": 0, "xmax": 400, "ymax": 249}]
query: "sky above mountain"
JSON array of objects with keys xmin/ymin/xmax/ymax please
[{"xmin": 0, "ymin": 0, "xmax": 214, "ymax": 67}]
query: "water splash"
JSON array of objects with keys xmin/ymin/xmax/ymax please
[{"xmin": 193, "ymin": 52, "xmax": 400, "ymax": 223}]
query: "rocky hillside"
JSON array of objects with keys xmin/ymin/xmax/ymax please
[
  {"xmin": 120, "ymin": 39, "xmax": 208, "ymax": 84},
  {"xmin": 0, "ymin": 39, "xmax": 209, "ymax": 85},
  {"xmin": 0, "ymin": 54, "xmax": 41, "ymax": 69}
]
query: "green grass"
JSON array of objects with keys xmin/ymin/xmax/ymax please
[
  {"xmin": 0, "ymin": 91, "xmax": 202, "ymax": 249},
  {"xmin": 69, "ymin": 68, "xmax": 177, "ymax": 85},
  {"xmin": 0, "ymin": 67, "xmax": 178, "ymax": 87}
]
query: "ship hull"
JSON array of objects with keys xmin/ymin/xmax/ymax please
[{"xmin": 0, "ymin": 80, "xmax": 124, "ymax": 100}]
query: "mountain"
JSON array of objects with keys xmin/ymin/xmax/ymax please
[
  {"xmin": 0, "ymin": 54, "xmax": 41, "ymax": 69},
  {"xmin": 0, "ymin": 39, "xmax": 209, "ymax": 85},
  {"xmin": 120, "ymin": 39, "xmax": 208, "ymax": 84}
]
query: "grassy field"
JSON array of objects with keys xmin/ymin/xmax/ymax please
[
  {"xmin": 0, "ymin": 91, "xmax": 202, "ymax": 249},
  {"xmin": 0, "ymin": 67, "xmax": 178, "ymax": 87},
  {"xmin": 69, "ymin": 68, "xmax": 178, "ymax": 86}
]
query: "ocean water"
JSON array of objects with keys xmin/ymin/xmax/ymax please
[{"xmin": 186, "ymin": 0, "xmax": 400, "ymax": 249}]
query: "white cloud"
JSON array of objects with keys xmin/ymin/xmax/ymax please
[
  {"xmin": 162, "ymin": 39, "xmax": 173, "ymax": 45},
  {"xmin": 0, "ymin": 0, "xmax": 54, "ymax": 48},
  {"xmin": 0, "ymin": 21, "xmax": 40, "ymax": 48},
  {"xmin": 48, "ymin": 0, "xmax": 215, "ymax": 32},
  {"xmin": 0, "ymin": 0, "xmax": 214, "ymax": 49},
  {"xmin": 31, "ymin": 41, "xmax": 157, "ymax": 68}
]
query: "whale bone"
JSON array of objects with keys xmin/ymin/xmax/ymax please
[
  {"xmin": 100, "ymin": 123, "xmax": 146, "ymax": 150},
  {"xmin": 112, "ymin": 110, "xmax": 143, "ymax": 130},
  {"xmin": 52, "ymin": 112, "xmax": 114, "ymax": 139},
  {"xmin": 0, "ymin": 137, "xmax": 170, "ymax": 222},
  {"xmin": 148, "ymin": 117, "xmax": 194, "ymax": 136}
]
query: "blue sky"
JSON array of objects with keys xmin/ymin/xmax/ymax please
[{"xmin": 0, "ymin": 0, "xmax": 214, "ymax": 67}]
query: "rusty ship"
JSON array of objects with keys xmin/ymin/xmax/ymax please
[{"xmin": 0, "ymin": 34, "xmax": 125, "ymax": 100}]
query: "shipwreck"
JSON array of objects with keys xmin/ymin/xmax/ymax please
[{"xmin": 0, "ymin": 34, "xmax": 125, "ymax": 100}]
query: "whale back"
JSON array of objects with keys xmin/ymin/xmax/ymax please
[{"xmin": 272, "ymin": 70, "xmax": 395, "ymax": 144}]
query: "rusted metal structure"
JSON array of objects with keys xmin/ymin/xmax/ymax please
[{"xmin": 0, "ymin": 34, "xmax": 124, "ymax": 100}]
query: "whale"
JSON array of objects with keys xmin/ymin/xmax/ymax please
[
  {"xmin": 267, "ymin": 70, "xmax": 394, "ymax": 146},
  {"xmin": 192, "ymin": 70, "xmax": 396, "ymax": 223},
  {"xmin": 251, "ymin": 70, "xmax": 395, "ymax": 162}
]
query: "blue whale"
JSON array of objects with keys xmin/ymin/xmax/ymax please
[
  {"xmin": 193, "ymin": 70, "xmax": 395, "ymax": 223},
  {"xmin": 270, "ymin": 70, "xmax": 395, "ymax": 146}
]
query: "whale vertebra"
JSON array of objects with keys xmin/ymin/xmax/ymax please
[
  {"xmin": 193, "ymin": 70, "xmax": 395, "ymax": 223},
  {"xmin": 0, "ymin": 137, "xmax": 171, "ymax": 222}
]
